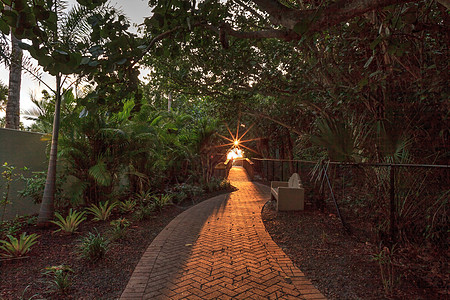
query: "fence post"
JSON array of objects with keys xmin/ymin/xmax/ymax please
[
  {"xmin": 281, "ymin": 161, "xmax": 284, "ymax": 181},
  {"xmin": 389, "ymin": 166, "xmax": 396, "ymax": 243},
  {"xmin": 272, "ymin": 160, "xmax": 275, "ymax": 181},
  {"xmin": 264, "ymin": 160, "xmax": 267, "ymax": 181}
]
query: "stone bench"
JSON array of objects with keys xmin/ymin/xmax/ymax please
[{"xmin": 270, "ymin": 173, "xmax": 305, "ymax": 211}]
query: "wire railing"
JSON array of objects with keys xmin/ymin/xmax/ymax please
[{"xmin": 250, "ymin": 158, "xmax": 449, "ymax": 247}]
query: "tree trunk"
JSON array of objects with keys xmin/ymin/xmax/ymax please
[
  {"xmin": 168, "ymin": 92, "xmax": 172, "ymax": 111},
  {"xmin": 5, "ymin": 33, "xmax": 22, "ymax": 129},
  {"xmin": 38, "ymin": 75, "xmax": 62, "ymax": 225},
  {"xmin": 286, "ymin": 130, "xmax": 294, "ymax": 174}
]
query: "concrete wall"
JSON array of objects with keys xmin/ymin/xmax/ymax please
[{"xmin": 0, "ymin": 128, "xmax": 47, "ymax": 220}]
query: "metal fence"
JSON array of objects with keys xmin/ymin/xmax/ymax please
[{"xmin": 251, "ymin": 158, "xmax": 449, "ymax": 246}]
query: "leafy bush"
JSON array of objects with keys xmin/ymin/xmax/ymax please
[
  {"xmin": 203, "ymin": 177, "xmax": 232, "ymax": 193},
  {"xmin": 18, "ymin": 172, "xmax": 68, "ymax": 209},
  {"xmin": 150, "ymin": 194, "xmax": 172, "ymax": 212},
  {"xmin": 119, "ymin": 199, "xmax": 136, "ymax": 213},
  {"xmin": 51, "ymin": 209, "xmax": 86, "ymax": 234},
  {"xmin": 134, "ymin": 190, "xmax": 152, "ymax": 206},
  {"xmin": 18, "ymin": 171, "xmax": 46, "ymax": 204},
  {"xmin": 0, "ymin": 232, "xmax": 40, "ymax": 257},
  {"xmin": 109, "ymin": 218, "xmax": 130, "ymax": 241},
  {"xmin": 219, "ymin": 179, "xmax": 232, "ymax": 190},
  {"xmin": 170, "ymin": 183, "xmax": 203, "ymax": 204},
  {"xmin": 1, "ymin": 162, "xmax": 18, "ymax": 222},
  {"xmin": 42, "ymin": 265, "xmax": 74, "ymax": 295},
  {"xmin": 132, "ymin": 206, "xmax": 153, "ymax": 221},
  {"xmin": 0, "ymin": 221, "xmax": 22, "ymax": 239},
  {"xmin": 0, "ymin": 216, "xmax": 37, "ymax": 240},
  {"xmin": 77, "ymin": 229, "xmax": 109, "ymax": 262},
  {"xmin": 132, "ymin": 192, "xmax": 171, "ymax": 219},
  {"xmin": 86, "ymin": 201, "xmax": 117, "ymax": 221}
]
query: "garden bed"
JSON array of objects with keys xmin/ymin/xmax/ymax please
[
  {"xmin": 0, "ymin": 188, "xmax": 233, "ymax": 299},
  {"xmin": 0, "ymin": 206, "xmax": 180, "ymax": 299},
  {"xmin": 261, "ymin": 200, "xmax": 447, "ymax": 299}
]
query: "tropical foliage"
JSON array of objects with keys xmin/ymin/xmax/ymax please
[
  {"xmin": 42, "ymin": 265, "xmax": 74, "ymax": 295},
  {"xmin": 51, "ymin": 209, "xmax": 86, "ymax": 234},
  {"xmin": 0, "ymin": 0, "xmax": 446, "ymax": 297},
  {"xmin": 86, "ymin": 201, "xmax": 117, "ymax": 221},
  {"xmin": 76, "ymin": 229, "xmax": 109, "ymax": 262},
  {"xmin": 0, "ymin": 232, "xmax": 40, "ymax": 257}
]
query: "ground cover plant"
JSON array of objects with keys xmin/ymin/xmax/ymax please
[{"xmin": 0, "ymin": 232, "xmax": 40, "ymax": 258}]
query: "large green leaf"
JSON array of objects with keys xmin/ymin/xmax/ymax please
[
  {"xmin": 0, "ymin": 19, "xmax": 9, "ymax": 34},
  {"xmin": 88, "ymin": 160, "xmax": 112, "ymax": 186}
]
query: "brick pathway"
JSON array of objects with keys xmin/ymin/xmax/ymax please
[{"xmin": 121, "ymin": 167, "xmax": 326, "ymax": 299}]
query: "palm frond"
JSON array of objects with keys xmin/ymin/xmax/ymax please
[
  {"xmin": 59, "ymin": 4, "xmax": 93, "ymax": 47},
  {"xmin": 88, "ymin": 159, "xmax": 112, "ymax": 186}
]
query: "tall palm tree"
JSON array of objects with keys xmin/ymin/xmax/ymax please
[
  {"xmin": 0, "ymin": 81, "xmax": 7, "ymax": 112},
  {"xmin": 5, "ymin": 15, "xmax": 23, "ymax": 129},
  {"xmin": 37, "ymin": 1, "xmax": 109, "ymax": 224}
]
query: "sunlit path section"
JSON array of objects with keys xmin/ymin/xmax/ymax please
[{"xmin": 121, "ymin": 166, "xmax": 325, "ymax": 299}]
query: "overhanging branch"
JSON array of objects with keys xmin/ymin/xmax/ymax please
[{"xmin": 252, "ymin": 0, "xmax": 420, "ymax": 33}]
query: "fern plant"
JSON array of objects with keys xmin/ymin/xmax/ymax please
[
  {"xmin": 0, "ymin": 232, "xmax": 40, "ymax": 257},
  {"xmin": 51, "ymin": 209, "xmax": 86, "ymax": 233},
  {"xmin": 86, "ymin": 200, "xmax": 117, "ymax": 221}
]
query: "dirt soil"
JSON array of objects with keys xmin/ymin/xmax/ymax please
[
  {"xmin": 0, "ymin": 189, "xmax": 233, "ymax": 300},
  {"xmin": 0, "ymin": 206, "xmax": 181, "ymax": 299},
  {"xmin": 261, "ymin": 200, "xmax": 446, "ymax": 300}
]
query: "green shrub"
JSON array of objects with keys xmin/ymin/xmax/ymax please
[
  {"xmin": 171, "ymin": 183, "xmax": 203, "ymax": 204},
  {"xmin": 132, "ymin": 206, "xmax": 153, "ymax": 221},
  {"xmin": 132, "ymin": 192, "xmax": 172, "ymax": 220},
  {"xmin": 119, "ymin": 199, "xmax": 136, "ymax": 213},
  {"xmin": 77, "ymin": 229, "xmax": 109, "ymax": 262},
  {"xmin": 0, "ymin": 232, "xmax": 40, "ymax": 257},
  {"xmin": 1, "ymin": 162, "xmax": 18, "ymax": 222},
  {"xmin": 0, "ymin": 221, "xmax": 22, "ymax": 239},
  {"xmin": 150, "ymin": 194, "xmax": 172, "ymax": 212},
  {"xmin": 219, "ymin": 179, "xmax": 232, "ymax": 190},
  {"xmin": 18, "ymin": 171, "xmax": 46, "ymax": 204},
  {"xmin": 134, "ymin": 190, "xmax": 152, "ymax": 206},
  {"xmin": 42, "ymin": 265, "xmax": 73, "ymax": 295},
  {"xmin": 203, "ymin": 177, "xmax": 231, "ymax": 193},
  {"xmin": 51, "ymin": 209, "xmax": 86, "ymax": 234},
  {"xmin": 109, "ymin": 218, "xmax": 130, "ymax": 241},
  {"xmin": 86, "ymin": 201, "xmax": 117, "ymax": 221},
  {"xmin": 0, "ymin": 216, "xmax": 38, "ymax": 240}
]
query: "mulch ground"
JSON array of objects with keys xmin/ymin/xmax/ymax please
[
  {"xmin": 0, "ymin": 206, "xmax": 182, "ymax": 299},
  {"xmin": 261, "ymin": 199, "xmax": 446, "ymax": 300},
  {"xmin": 0, "ymin": 189, "xmax": 233, "ymax": 300}
]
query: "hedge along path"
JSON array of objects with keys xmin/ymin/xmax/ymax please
[{"xmin": 121, "ymin": 166, "xmax": 325, "ymax": 299}]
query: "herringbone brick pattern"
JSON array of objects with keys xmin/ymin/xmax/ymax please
[{"xmin": 121, "ymin": 167, "xmax": 326, "ymax": 299}]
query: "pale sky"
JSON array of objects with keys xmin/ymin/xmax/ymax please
[{"xmin": 0, "ymin": 0, "xmax": 152, "ymax": 125}]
